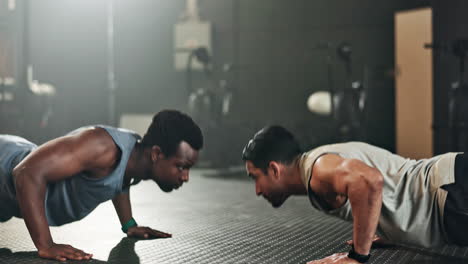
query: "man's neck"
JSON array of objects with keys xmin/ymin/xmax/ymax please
[
  {"xmin": 285, "ymin": 158, "xmax": 307, "ymax": 195},
  {"xmin": 124, "ymin": 143, "xmax": 150, "ymax": 185}
]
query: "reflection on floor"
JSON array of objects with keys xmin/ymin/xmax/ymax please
[{"xmin": 1, "ymin": 169, "xmax": 468, "ymax": 264}]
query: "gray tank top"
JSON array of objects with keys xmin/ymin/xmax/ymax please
[
  {"xmin": 299, "ymin": 142, "xmax": 458, "ymax": 248},
  {"xmin": 0, "ymin": 135, "xmax": 36, "ymax": 221},
  {"xmin": 0, "ymin": 125, "xmax": 140, "ymax": 226}
]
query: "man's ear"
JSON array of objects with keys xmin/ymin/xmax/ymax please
[
  {"xmin": 151, "ymin": 145, "xmax": 163, "ymax": 162},
  {"xmin": 269, "ymin": 161, "xmax": 281, "ymax": 180}
]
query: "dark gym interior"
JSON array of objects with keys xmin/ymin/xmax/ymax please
[{"xmin": 1, "ymin": 1, "xmax": 468, "ymax": 263}]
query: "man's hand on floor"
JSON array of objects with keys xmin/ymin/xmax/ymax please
[
  {"xmin": 38, "ymin": 242, "xmax": 92, "ymax": 262},
  {"xmin": 127, "ymin": 226, "xmax": 172, "ymax": 239},
  {"xmin": 306, "ymin": 253, "xmax": 360, "ymax": 264}
]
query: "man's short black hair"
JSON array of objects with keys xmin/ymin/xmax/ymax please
[
  {"xmin": 141, "ymin": 110, "xmax": 203, "ymax": 157},
  {"xmin": 242, "ymin": 126, "xmax": 302, "ymax": 172}
]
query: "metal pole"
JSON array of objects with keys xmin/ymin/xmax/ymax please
[{"xmin": 107, "ymin": 0, "xmax": 116, "ymax": 126}]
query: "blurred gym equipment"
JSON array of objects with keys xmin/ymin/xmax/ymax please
[
  {"xmin": 307, "ymin": 42, "xmax": 367, "ymax": 142},
  {"xmin": 187, "ymin": 47, "xmax": 233, "ymax": 129},
  {"xmin": 427, "ymin": 39, "xmax": 468, "ymax": 152},
  {"xmin": 0, "ymin": 1, "xmax": 57, "ymax": 143},
  {"xmin": 186, "ymin": 46, "xmax": 237, "ymax": 168}
]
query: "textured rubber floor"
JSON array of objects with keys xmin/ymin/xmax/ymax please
[{"xmin": 1, "ymin": 169, "xmax": 468, "ymax": 264}]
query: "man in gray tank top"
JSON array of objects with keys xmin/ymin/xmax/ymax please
[
  {"xmin": 0, "ymin": 110, "xmax": 203, "ymax": 262},
  {"xmin": 242, "ymin": 125, "xmax": 468, "ymax": 264}
]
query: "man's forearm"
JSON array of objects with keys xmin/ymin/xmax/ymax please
[
  {"xmin": 112, "ymin": 192, "xmax": 133, "ymax": 225},
  {"xmin": 348, "ymin": 176, "xmax": 383, "ymax": 255},
  {"xmin": 15, "ymin": 173, "xmax": 53, "ymax": 250}
]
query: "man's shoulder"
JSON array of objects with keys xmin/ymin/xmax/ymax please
[{"xmin": 67, "ymin": 127, "xmax": 119, "ymax": 162}]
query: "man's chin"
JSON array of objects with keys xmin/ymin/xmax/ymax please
[
  {"xmin": 269, "ymin": 196, "xmax": 287, "ymax": 208},
  {"xmin": 271, "ymin": 200, "xmax": 284, "ymax": 208},
  {"xmin": 159, "ymin": 184, "xmax": 175, "ymax": 193}
]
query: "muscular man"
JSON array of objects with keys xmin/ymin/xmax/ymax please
[
  {"xmin": 242, "ymin": 126, "xmax": 467, "ymax": 264},
  {"xmin": 0, "ymin": 110, "xmax": 203, "ymax": 261}
]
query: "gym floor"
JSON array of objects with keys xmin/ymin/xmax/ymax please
[{"xmin": 1, "ymin": 169, "xmax": 467, "ymax": 264}]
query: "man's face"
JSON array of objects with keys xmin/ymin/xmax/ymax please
[
  {"xmin": 245, "ymin": 161, "xmax": 288, "ymax": 208},
  {"xmin": 152, "ymin": 141, "xmax": 199, "ymax": 192}
]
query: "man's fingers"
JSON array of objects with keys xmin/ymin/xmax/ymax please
[
  {"xmin": 38, "ymin": 244, "xmax": 93, "ymax": 262},
  {"xmin": 68, "ymin": 247, "xmax": 91, "ymax": 257},
  {"xmin": 127, "ymin": 227, "xmax": 172, "ymax": 239},
  {"xmin": 128, "ymin": 229, "xmax": 147, "ymax": 238},
  {"xmin": 63, "ymin": 247, "xmax": 92, "ymax": 260},
  {"xmin": 64, "ymin": 250, "xmax": 87, "ymax": 260},
  {"xmin": 64, "ymin": 252, "xmax": 81, "ymax": 260},
  {"xmin": 151, "ymin": 229, "xmax": 172, "ymax": 238},
  {"xmin": 55, "ymin": 255, "xmax": 66, "ymax": 262}
]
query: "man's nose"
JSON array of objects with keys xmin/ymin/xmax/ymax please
[
  {"xmin": 255, "ymin": 183, "xmax": 262, "ymax": 196},
  {"xmin": 182, "ymin": 170, "xmax": 189, "ymax": 182}
]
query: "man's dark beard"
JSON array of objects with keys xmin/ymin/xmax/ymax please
[
  {"xmin": 159, "ymin": 182, "xmax": 174, "ymax": 192},
  {"xmin": 271, "ymin": 195, "xmax": 286, "ymax": 208}
]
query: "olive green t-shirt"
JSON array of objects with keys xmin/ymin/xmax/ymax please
[{"xmin": 299, "ymin": 142, "xmax": 458, "ymax": 248}]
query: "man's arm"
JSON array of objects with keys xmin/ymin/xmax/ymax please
[
  {"xmin": 112, "ymin": 192, "xmax": 133, "ymax": 226},
  {"xmin": 13, "ymin": 128, "xmax": 118, "ymax": 261},
  {"xmin": 112, "ymin": 191, "xmax": 172, "ymax": 239},
  {"xmin": 309, "ymin": 154, "xmax": 383, "ymax": 263},
  {"xmin": 340, "ymin": 157, "xmax": 383, "ymax": 256}
]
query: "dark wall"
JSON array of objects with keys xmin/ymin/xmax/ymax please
[
  {"xmin": 432, "ymin": 0, "xmax": 468, "ymax": 154},
  {"xmin": 115, "ymin": 1, "xmax": 186, "ymax": 114},
  {"xmin": 14, "ymin": 0, "xmax": 430, "ymax": 162}
]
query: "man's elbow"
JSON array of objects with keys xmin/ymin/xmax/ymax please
[
  {"xmin": 367, "ymin": 170, "xmax": 383, "ymax": 193},
  {"xmin": 12, "ymin": 165, "xmax": 37, "ymax": 193},
  {"xmin": 12, "ymin": 166, "xmax": 26, "ymax": 191}
]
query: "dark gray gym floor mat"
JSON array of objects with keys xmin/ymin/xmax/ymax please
[{"xmin": 1, "ymin": 169, "xmax": 467, "ymax": 263}]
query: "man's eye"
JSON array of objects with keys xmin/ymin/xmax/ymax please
[{"xmin": 177, "ymin": 166, "xmax": 184, "ymax": 171}]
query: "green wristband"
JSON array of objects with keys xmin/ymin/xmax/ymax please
[{"xmin": 121, "ymin": 218, "xmax": 138, "ymax": 233}]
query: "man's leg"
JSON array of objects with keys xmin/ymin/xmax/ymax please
[{"xmin": 443, "ymin": 153, "xmax": 468, "ymax": 246}]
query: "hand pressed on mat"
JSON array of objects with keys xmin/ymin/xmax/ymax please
[
  {"xmin": 306, "ymin": 253, "xmax": 360, "ymax": 264},
  {"xmin": 38, "ymin": 242, "xmax": 92, "ymax": 262},
  {"xmin": 127, "ymin": 226, "xmax": 172, "ymax": 239}
]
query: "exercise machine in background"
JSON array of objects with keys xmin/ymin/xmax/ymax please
[
  {"xmin": 186, "ymin": 47, "xmax": 233, "ymax": 130},
  {"xmin": 174, "ymin": 0, "xmax": 242, "ymax": 169},
  {"xmin": 307, "ymin": 42, "xmax": 368, "ymax": 142},
  {"xmin": 426, "ymin": 39, "xmax": 468, "ymax": 152},
  {"xmin": 185, "ymin": 46, "xmax": 237, "ymax": 168}
]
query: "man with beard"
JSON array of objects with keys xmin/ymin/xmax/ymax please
[
  {"xmin": 0, "ymin": 110, "xmax": 203, "ymax": 261},
  {"xmin": 242, "ymin": 125, "xmax": 467, "ymax": 264}
]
